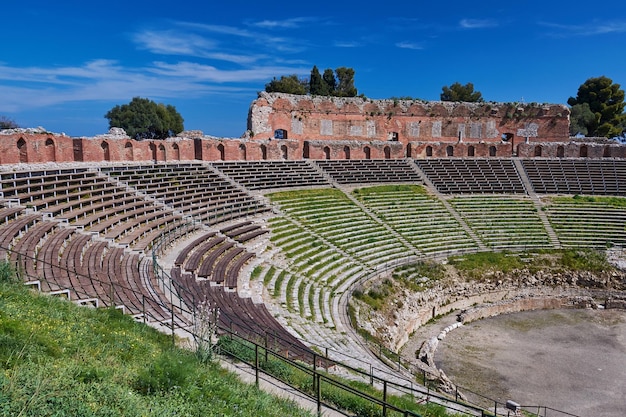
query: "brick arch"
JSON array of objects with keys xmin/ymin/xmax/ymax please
[
  {"xmin": 125, "ymin": 142, "xmax": 134, "ymax": 161},
  {"xmin": 343, "ymin": 146, "xmax": 351, "ymax": 160},
  {"xmin": 217, "ymin": 143, "xmax": 225, "ymax": 161},
  {"xmin": 172, "ymin": 143, "xmax": 180, "ymax": 161},
  {"xmin": 45, "ymin": 138, "xmax": 56, "ymax": 162},
  {"xmin": 101, "ymin": 141, "xmax": 110, "ymax": 161},
  {"xmin": 239, "ymin": 143, "xmax": 247, "ymax": 160},
  {"xmin": 17, "ymin": 138, "xmax": 28, "ymax": 163}
]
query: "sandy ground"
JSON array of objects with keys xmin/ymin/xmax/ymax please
[{"xmin": 433, "ymin": 309, "xmax": 626, "ymax": 417}]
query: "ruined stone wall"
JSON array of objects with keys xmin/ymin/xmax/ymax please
[
  {"xmin": 247, "ymin": 92, "xmax": 571, "ymax": 146},
  {"xmin": 0, "ymin": 133, "xmax": 75, "ymax": 164}
]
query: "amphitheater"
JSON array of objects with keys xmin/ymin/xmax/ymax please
[{"xmin": 1, "ymin": 94, "xmax": 626, "ymax": 416}]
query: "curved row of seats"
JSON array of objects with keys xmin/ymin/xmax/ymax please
[{"xmin": 2, "ymin": 158, "xmax": 626, "ymax": 368}]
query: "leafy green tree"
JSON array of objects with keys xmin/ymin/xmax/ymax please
[
  {"xmin": 335, "ymin": 67, "xmax": 357, "ymax": 97},
  {"xmin": 105, "ymin": 97, "xmax": 184, "ymax": 139},
  {"xmin": 569, "ymin": 103, "xmax": 596, "ymax": 136},
  {"xmin": 0, "ymin": 116, "xmax": 18, "ymax": 130},
  {"xmin": 309, "ymin": 65, "xmax": 329, "ymax": 96},
  {"xmin": 264, "ymin": 74, "xmax": 308, "ymax": 94},
  {"xmin": 567, "ymin": 76, "xmax": 626, "ymax": 138},
  {"xmin": 440, "ymin": 82, "xmax": 483, "ymax": 102},
  {"xmin": 322, "ymin": 68, "xmax": 337, "ymax": 94}
]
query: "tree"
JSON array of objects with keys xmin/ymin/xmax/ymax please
[
  {"xmin": 322, "ymin": 69, "xmax": 337, "ymax": 94},
  {"xmin": 264, "ymin": 74, "xmax": 308, "ymax": 95},
  {"xmin": 567, "ymin": 76, "xmax": 626, "ymax": 138},
  {"xmin": 569, "ymin": 103, "xmax": 596, "ymax": 136},
  {"xmin": 440, "ymin": 82, "xmax": 483, "ymax": 102},
  {"xmin": 105, "ymin": 97, "xmax": 184, "ymax": 140},
  {"xmin": 0, "ymin": 116, "xmax": 18, "ymax": 130},
  {"xmin": 309, "ymin": 66, "xmax": 329, "ymax": 96},
  {"xmin": 335, "ymin": 67, "xmax": 357, "ymax": 97}
]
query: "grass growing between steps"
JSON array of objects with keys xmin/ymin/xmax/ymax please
[
  {"xmin": 553, "ymin": 194, "xmax": 626, "ymax": 208},
  {"xmin": 0, "ymin": 264, "xmax": 311, "ymax": 417},
  {"xmin": 352, "ymin": 184, "xmax": 429, "ymax": 196}
]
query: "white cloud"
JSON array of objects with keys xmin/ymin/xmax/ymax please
[
  {"xmin": 333, "ymin": 40, "xmax": 362, "ymax": 48},
  {"xmin": 459, "ymin": 18, "xmax": 498, "ymax": 29},
  {"xmin": 0, "ymin": 58, "xmax": 310, "ymax": 112},
  {"xmin": 538, "ymin": 19, "xmax": 626, "ymax": 37},
  {"xmin": 249, "ymin": 17, "xmax": 322, "ymax": 29},
  {"xmin": 396, "ymin": 41, "xmax": 424, "ymax": 50}
]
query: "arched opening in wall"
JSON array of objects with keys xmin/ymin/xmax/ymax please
[
  {"xmin": 281, "ymin": 145, "xmax": 288, "ymax": 160},
  {"xmin": 323, "ymin": 146, "xmax": 331, "ymax": 160},
  {"xmin": 556, "ymin": 145, "xmax": 565, "ymax": 158},
  {"xmin": 150, "ymin": 143, "xmax": 157, "ymax": 161},
  {"xmin": 17, "ymin": 138, "xmax": 27, "ymax": 163},
  {"xmin": 172, "ymin": 143, "xmax": 180, "ymax": 161},
  {"xmin": 274, "ymin": 129, "xmax": 288, "ymax": 139},
  {"xmin": 44, "ymin": 138, "xmax": 56, "ymax": 162},
  {"xmin": 194, "ymin": 138, "xmax": 203, "ymax": 160},
  {"xmin": 389, "ymin": 132, "xmax": 399, "ymax": 141},
  {"xmin": 158, "ymin": 144, "xmax": 166, "ymax": 161},
  {"xmin": 260, "ymin": 144, "xmax": 268, "ymax": 160},
  {"xmin": 101, "ymin": 141, "xmax": 110, "ymax": 161},
  {"xmin": 467, "ymin": 145, "xmax": 475, "ymax": 157},
  {"xmin": 217, "ymin": 144, "xmax": 225, "ymax": 161},
  {"xmin": 489, "ymin": 146, "xmax": 497, "ymax": 157},
  {"xmin": 534, "ymin": 145, "xmax": 542, "ymax": 157},
  {"xmin": 580, "ymin": 145, "xmax": 588, "ymax": 157},
  {"xmin": 426, "ymin": 146, "xmax": 433, "ymax": 157},
  {"xmin": 343, "ymin": 146, "xmax": 351, "ymax": 160},
  {"xmin": 303, "ymin": 142, "xmax": 310, "ymax": 159},
  {"xmin": 124, "ymin": 142, "xmax": 133, "ymax": 161},
  {"xmin": 502, "ymin": 133, "xmax": 514, "ymax": 142},
  {"xmin": 384, "ymin": 146, "xmax": 391, "ymax": 159},
  {"xmin": 239, "ymin": 144, "xmax": 247, "ymax": 160},
  {"xmin": 406, "ymin": 143, "xmax": 412, "ymax": 158},
  {"xmin": 363, "ymin": 146, "xmax": 371, "ymax": 159},
  {"xmin": 603, "ymin": 146, "xmax": 611, "ymax": 158},
  {"xmin": 446, "ymin": 145, "xmax": 454, "ymax": 157}
]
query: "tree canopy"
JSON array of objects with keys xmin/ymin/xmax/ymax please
[
  {"xmin": 440, "ymin": 82, "xmax": 484, "ymax": 102},
  {"xmin": 567, "ymin": 76, "xmax": 626, "ymax": 138},
  {"xmin": 264, "ymin": 74, "xmax": 308, "ymax": 95},
  {"xmin": 265, "ymin": 66, "xmax": 357, "ymax": 97},
  {"xmin": 0, "ymin": 116, "xmax": 18, "ymax": 130},
  {"xmin": 105, "ymin": 97, "xmax": 184, "ymax": 140}
]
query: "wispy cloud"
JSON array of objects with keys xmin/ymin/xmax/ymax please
[
  {"xmin": 459, "ymin": 18, "xmax": 498, "ymax": 29},
  {"xmin": 396, "ymin": 41, "xmax": 424, "ymax": 50},
  {"xmin": 333, "ymin": 40, "xmax": 362, "ymax": 48},
  {"xmin": 249, "ymin": 17, "xmax": 322, "ymax": 29},
  {"xmin": 538, "ymin": 19, "xmax": 626, "ymax": 37},
  {"xmin": 0, "ymin": 58, "xmax": 309, "ymax": 112}
]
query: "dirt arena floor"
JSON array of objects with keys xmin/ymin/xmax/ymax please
[{"xmin": 434, "ymin": 309, "xmax": 626, "ymax": 417}]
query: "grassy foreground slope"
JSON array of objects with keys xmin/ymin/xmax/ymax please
[{"xmin": 0, "ymin": 268, "xmax": 311, "ymax": 417}]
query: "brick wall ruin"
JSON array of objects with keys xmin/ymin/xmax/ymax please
[{"xmin": 1, "ymin": 93, "xmax": 625, "ymax": 164}]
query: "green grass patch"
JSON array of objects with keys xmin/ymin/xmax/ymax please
[
  {"xmin": 352, "ymin": 184, "xmax": 428, "ymax": 196},
  {"xmin": 552, "ymin": 195, "xmax": 626, "ymax": 208},
  {"xmin": 448, "ymin": 251, "xmax": 526, "ymax": 280},
  {"xmin": 0, "ymin": 264, "xmax": 311, "ymax": 417}
]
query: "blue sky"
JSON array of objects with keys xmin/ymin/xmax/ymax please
[{"xmin": 2, "ymin": 0, "xmax": 626, "ymax": 138}]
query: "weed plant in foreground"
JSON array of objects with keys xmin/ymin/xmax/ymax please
[{"xmin": 0, "ymin": 270, "xmax": 312, "ymax": 417}]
